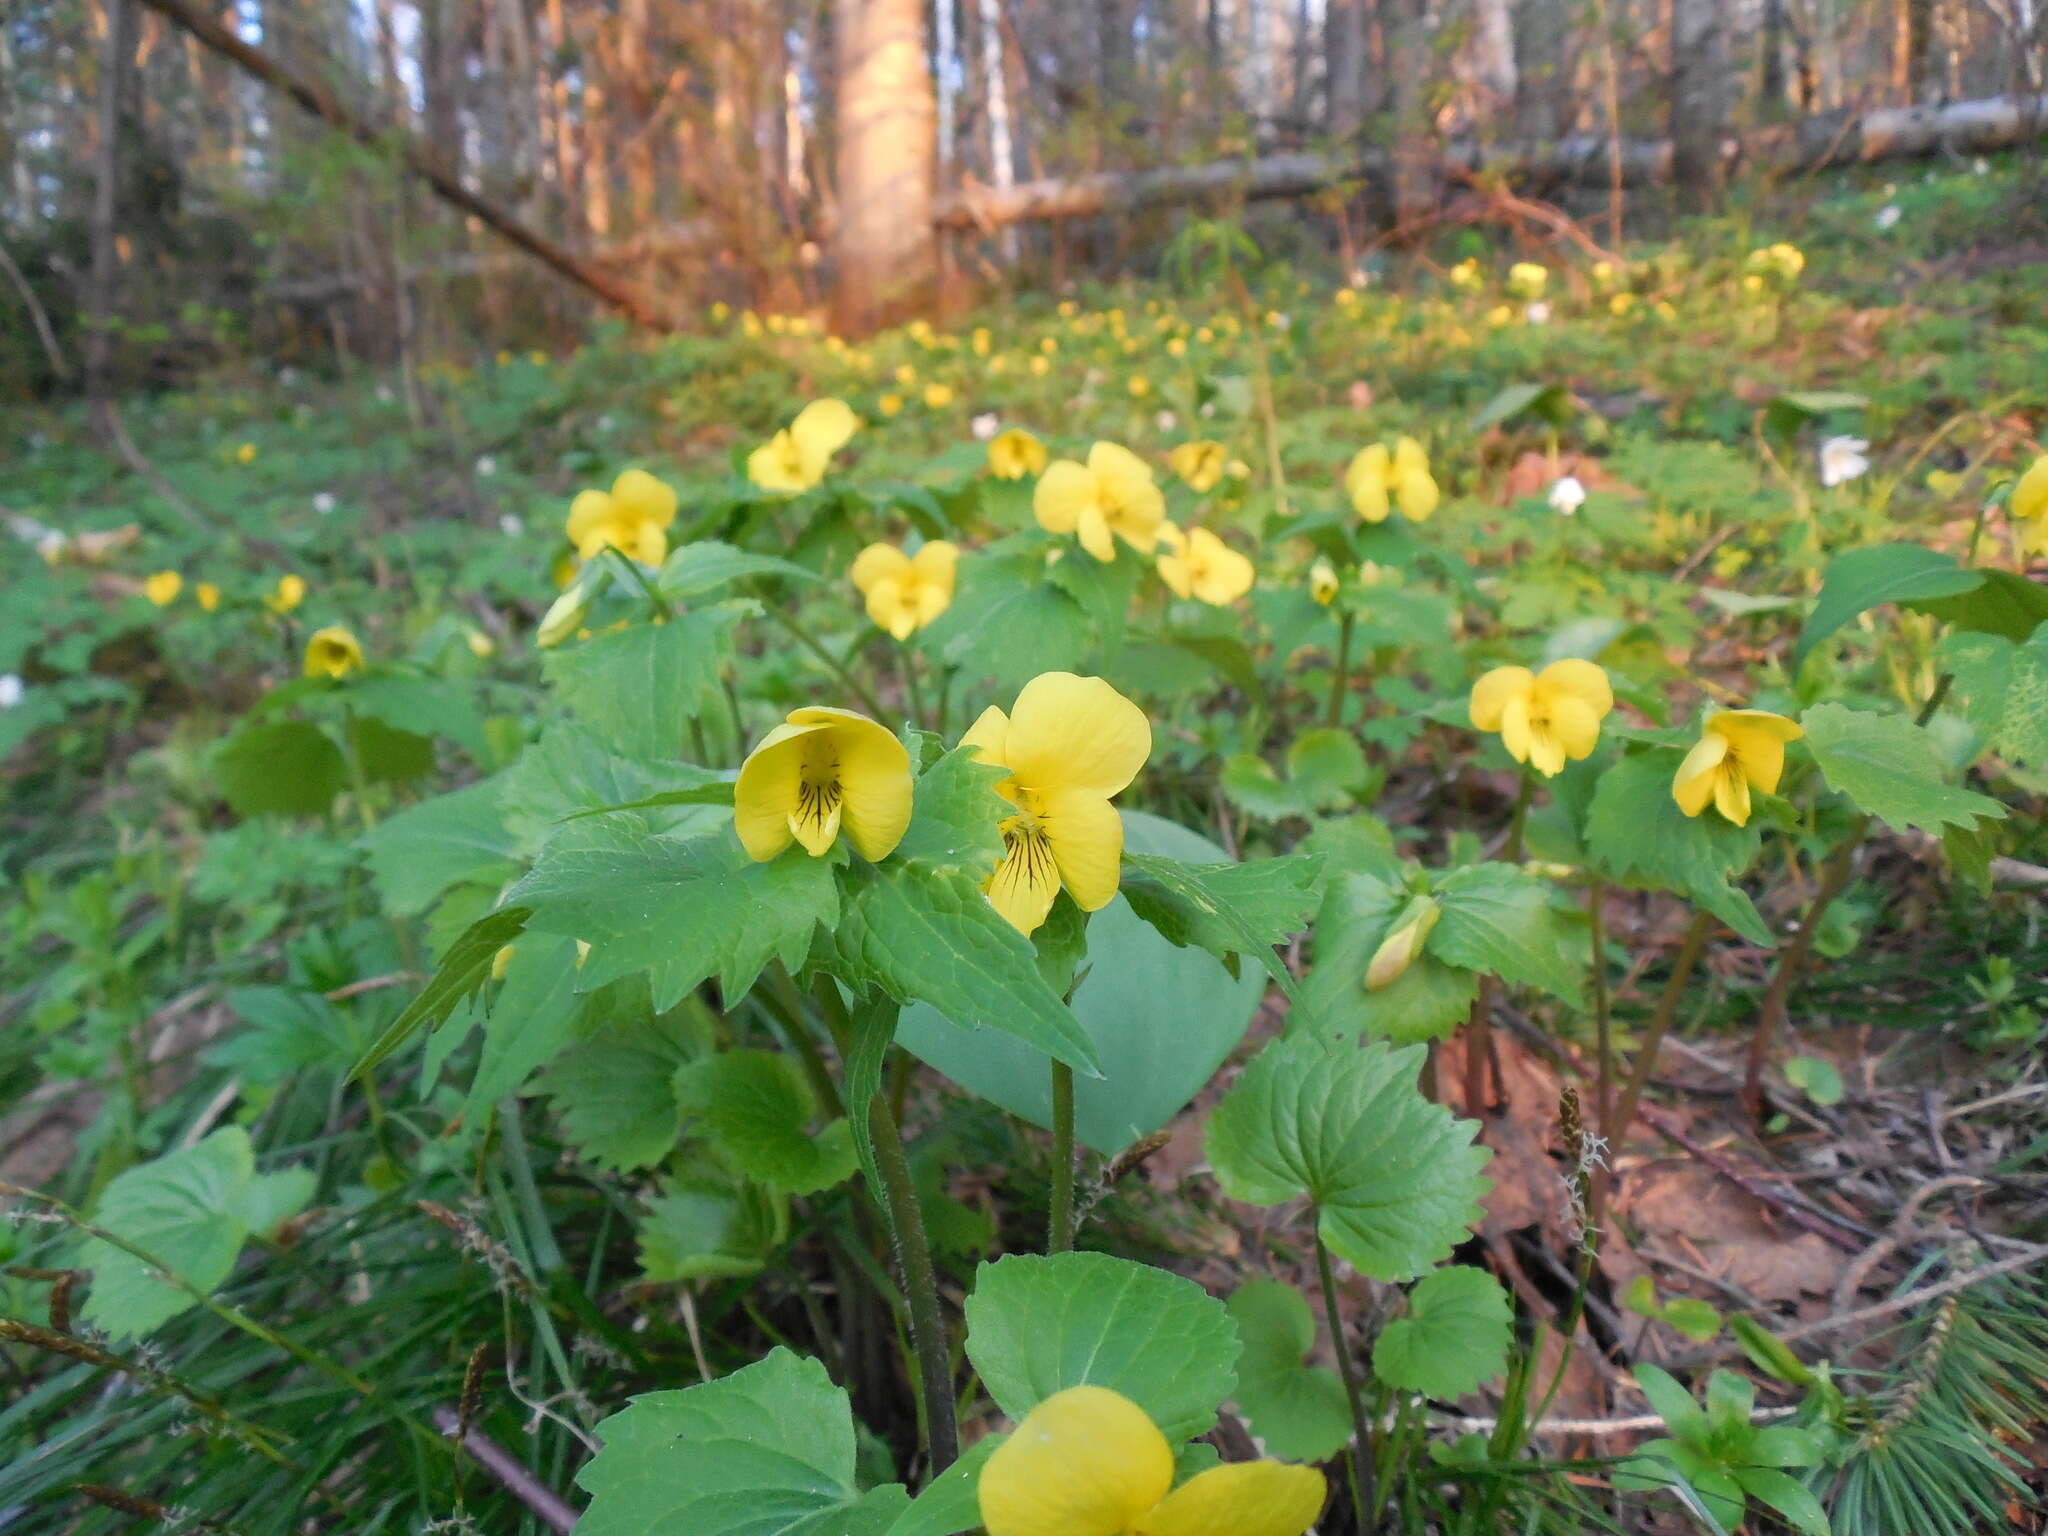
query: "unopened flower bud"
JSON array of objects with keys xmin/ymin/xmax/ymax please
[{"xmin": 1366, "ymin": 899, "xmax": 1440, "ymax": 991}]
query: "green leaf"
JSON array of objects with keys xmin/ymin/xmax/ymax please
[
  {"xmin": 541, "ymin": 609, "xmax": 740, "ymax": 760},
  {"xmin": 1429, "ymin": 863, "xmax": 1585, "ymax": 1004},
  {"xmin": 1940, "ymin": 626, "xmax": 2048, "ymax": 769},
  {"xmin": 1764, "ymin": 389, "xmax": 1866, "ymax": 444},
  {"xmin": 76, "ymin": 1128, "xmax": 313, "ymax": 1339},
  {"xmin": 560, "ymin": 776, "xmax": 737, "ymax": 821},
  {"xmin": 1221, "ymin": 730, "xmax": 1368, "ymax": 820},
  {"xmin": 1795, "ymin": 543, "xmax": 1979, "ymax": 670},
  {"xmin": 345, "ymin": 672, "xmax": 489, "ymax": 759},
  {"xmin": 1782, "ymin": 1055, "xmax": 1844, "ymax": 1107},
  {"xmin": 509, "ymin": 822, "xmax": 837, "ymax": 1013},
  {"xmin": 574, "ymin": 1348, "xmax": 906, "ymax": 1536},
  {"xmin": 212, "ymin": 720, "xmax": 344, "ymax": 818},
  {"xmin": 1660, "ymin": 1299, "xmax": 1724, "ymax": 1343},
  {"xmin": 1801, "ymin": 702, "xmax": 2007, "ymax": 834},
  {"xmin": 347, "ymin": 714, "xmax": 435, "ymax": 784},
  {"xmin": 1909, "ymin": 569, "xmax": 2048, "ymax": 644},
  {"xmin": 1633, "ymin": 1364, "xmax": 1708, "ymax": 1441},
  {"xmin": 1120, "ymin": 850, "xmax": 1321, "ymax": 997},
  {"xmin": 674, "ymin": 1050, "xmax": 859, "ymax": 1195},
  {"xmin": 350, "ymin": 905, "xmax": 531, "ymax": 1079},
  {"xmin": 535, "ymin": 1007, "xmax": 708, "ymax": 1171},
  {"xmin": 636, "ymin": 1175, "xmax": 789, "ymax": 1283},
  {"xmin": 499, "ymin": 723, "xmax": 731, "ymax": 854},
  {"xmin": 922, "ymin": 555, "xmax": 1093, "ymax": 689},
  {"xmin": 1584, "ymin": 748, "xmax": 1773, "ymax": 947},
  {"xmin": 1731, "ymin": 1466, "xmax": 1831, "ymax": 1536},
  {"xmin": 1206, "ymin": 1036, "xmax": 1492, "ymax": 1280},
  {"xmin": 359, "ymin": 777, "xmax": 520, "ymax": 917},
  {"xmin": 894, "ymin": 812, "xmax": 1265, "ymax": 1153},
  {"xmin": 1371, "ymin": 1265, "xmax": 1513, "ymax": 1401},
  {"xmin": 892, "ymin": 745, "xmax": 1008, "ymax": 877},
  {"xmin": 1471, "ymin": 380, "xmax": 1574, "ymax": 432},
  {"xmin": 837, "ymin": 864, "xmax": 1101, "ymax": 1077},
  {"xmin": 657, "ymin": 539, "xmax": 817, "ymax": 599},
  {"xmin": 964, "ymin": 1251, "xmax": 1240, "ymax": 1444},
  {"xmin": 881, "ymin": 1436, "xmax": 1004, "ymax": 1536},
  {"xmin": 1294, "ymin": 871, "xmax": 1478, "ymax": 1045},
  {"xmin": 1225, "ymin": 1280, "xmax": 1353, "ymax": 1461}
]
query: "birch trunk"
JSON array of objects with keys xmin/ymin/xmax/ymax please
[{"xmin": 834, "ymin": 0, "xmax": 936, "ymax": 330}]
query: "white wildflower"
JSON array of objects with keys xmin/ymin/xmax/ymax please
[
  {"xmin": 1548, "ymin": 475, "xmax": 1587, "ymax": 516},
  {"xmin": 1818, "ymin": 436, "xmax": 1870, "ymax": 488}
]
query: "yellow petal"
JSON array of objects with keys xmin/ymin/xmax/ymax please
[
  {"xmin": 1671, "ymin": 733, "xmax": 1728, "ymax": 817},
  {"xmin": 1523, "ymin": 720, "xmax": 1567, "ymax": 777},
  {"xmin": 1088, "ymin": 441, "xmax": 1165, "ymax": 549},
  {"xmin": 911, "ymin": 577, "xmax": 953, "ymax": 630},
  {"xmin": 1142, "ymin": 1461, "xmax": 1328, "ymax": 1536},
  {"xmin": 1713, "ymin": 709, "xmax": 1801, "ymax": 795},
  {"xmin": 809, "ymin": 710, "xmax": 913, "ymax": 860},
  {"xmin": 1469, "ymin": 666, "xmax": 1535, "ymax": 732},
  {"xmin": 986, "ymin": 823, "xmax": 1064, "ymax": 935},
  {"xmin": 1535, "ymin": 659, "xmax": 1614, "ymax": 720},
  {"xmin": 866, "ymin": 576, "xmax": 916, "ymax": 639},
  {"xmin": 1076, "ymin": 504, "xmax": 1118, "ymax": 563},
  {"xmin": 1189, "ymin": 532, "xmax": 1255, "ymax": 605},
  {"xmin": 960, "ymin": 705, "xmax": 1012, "ymax": 770},
  {"xmin": 1498, "ymin": 692, "xmax": 1536, "ymax": 767},
  {"xmin": 610, "ymin": 468, "xmax": 678, "ymax": 529},
  {"xmin": 1157, "ymin": 553, "xmax": 1194, "ymax": 599},
  {"xmin": 622, "ymin": 520, "xmax": 668, "ymax": 567},
  {"xmin": 1346, "ymin": 444, "xmax": 1391, "ymax": 522},
  {"xmin": 747, "ymin": 433, "xmax": 806, "ymax": 493},
  {"xmin": 1394, "ymin": 467, "xmax": 1440, "ymax": 522},
  {"xmin": 1041, "ymin": 789, "xmax": 1124, "ymax": 912},
  {"xmin": 2013, "ymin": 455, "xmax": 2048, "ymax": 524},
  {"xmin": 1547, "ymin": 692, "xmax": 1605, "ymax": 762},
  {"xmin": 851, "ymin": 543, "xmax": 910, "ymax": 595},
  {"xmin": 733, "ymin": 721, "xmax": 824, "ymax": 861},
  {"xmin": 1392, "ymin": 435, "xmax": 1430, "ymax": 479},
  {"xmin": 1712, "ymin": 766, "xmax": 1752, "ymax": 826},
  {"xmin": 791, "ymin": 398, "xmax": 860, "ymax": 480},
  {"xmin": 1034, "ymin": 460, "xmax": 1097, "ymax": 536},
  {"xmin": 978, "ymin": 1386, "xmax": 1174, "ymax": 1536},
  {"xmin": 1002, "ymin": 673, "xmax": 1152, "ymax": 796},
  {"xmin": 565, "ymin": 489, "xmax": 615, "ymax": 550},
  {"xmin": 910, "ymin": 540, "xmax": 960, "ymax": 593}
]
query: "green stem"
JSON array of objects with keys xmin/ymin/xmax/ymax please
[
  {"xmin": 605, "ymin": 546, "xmax": 673, "ymax": 620},
  {"xmin": 900, "ymin": 646, "xmax": 929, "ymax": 734},
  {"xmin": 1591, "ymin": 907, "xmax": 1711, "ymax": 1230},
  {"xmin": 1313, "ymin": 1220, "xmax": 1377, "ymax": 1529},
  {"xmin": 1326, "ymin": 612, "xmax": 1356, "ymax": 727},
  {"xmin": 1503, "ymin": 770, "xmax": 1534, "ymax": 864},
  {"xmin": 1048, "ymin": 1059, "xmax": 1076, "ymax": 1253},
  {"xmin": 1588, "ymin": 879, "xmax": 1612, "ymax": 1147},
  {"xmin": 865, "ymin": 1087, "xmax": 960, "ymax": 1472},
  {"xmin": 765, "ymin": 604, "xmax": 890, "ymax": 721}
]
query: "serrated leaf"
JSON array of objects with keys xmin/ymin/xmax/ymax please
[
  {"xmin": 76, "ymin": 1128, "xmax": 314, "ymax": 1339},
  {"xmin": 893, "ymin": 745, "xmax": 1008, "ymax": 876},
  {"xmin": 1795, "ymin": 543, "xmax": 1979, "ymax": 669},
  {"xmin": 359, "ymin": 777, "xmax": 520, "ymax": 917},
  {"xmin": 963, "ymin": 1251, "xmax": 1240, "ymax": 1444},
  {"xmin": 636, "ymin": 1175, "xmax": 789, "ymax": 1283},
  {"xmin": 1206, "ymin": 1036, "xmax": 1492, "ymax": 1280},
  {"xmin": 837, "ymin": 864, "xmax": 1101, "ymax": 1076},
  {"xmin": 541, "ymin": 609, "xmax": 740, "ymax": 760},
  {"xmin": 535, "ymin": 1007, "xmax": 708, "ymax": 1171},
  {"xmin": 657, "ymin": 539, "xmax": 817, "ymax": 599},
  {"xmin": 922, "ymin": 554, "xmax": 1093, "ymax": 689},
  {"xmin": 1120, "ymin": 851, "xmax": 1321, "ymax": 997},
  {"xmin": 508, "ymin": 822, "xmax": 836, "ymax": 1013},
  {"xmin": 1225, "ymin": 1280, "xmax": 1353, "ymax": 1461},
  {"xmin": 674, "ymin": 1050, "xmax": 858, "ymax": 1195},
  {"xmin": 1909, "ymin": 569, "xmax": 2048, "ymax": 644},
  {"xmin": 1371, "ymin": 1266, "xmax": 1512, "ymax": 1401},
  {"xmin": 1940, "ymin": 626, "xmax": 2048, "ymax": 769},
  {"xmin": 351, "ymin": 905, "xmax": 532, "ymax": 1078},
  {"xmin": 213, "ymin": 719, "xmax": 344, "ymax": 818},
  {"xmin": 499, "ymin": 723, "xmax": 731, "ymax": 855},
  {"xmin": 1220, "ymin": 753, "xmax": 1312, "ymax": 820},
  {"xmin": 1430, "ymin": 863, "xmax": 1585, "ymax": 1003},
  {"xmin": 574, "ymin": 1348, "xmax": 906, "ymax": 1536},
  {"xmin": 1802, "ymin": 702, "xmax": 2007, "ymax": 834},
  {"xmin": 1295, "ymin": 871, "xmax": 1478, "ymax": 1045},
  {"xmin": 1584, "ymin": 748, "xmax": 1773, "ymax": 946}
]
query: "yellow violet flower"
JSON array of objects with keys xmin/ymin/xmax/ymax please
[
  {"xmin": 235, "ymin": 442, "xmax": 257, "ymax": 464},
  {"xmin": 962, "ymin": 673, "xmax": 1150, "ymax": 936},
  {"xmin": 1033, "ymin": 442, "xmax": 1166, "ymax": 562},
  {"xmin": 196, "ymin": 582, "xmax": 221, "ymax": 612},
  {"xmin": 923, "ymin": 382, "xmax": 955, "ymax": 409},
  {"xmin": 849, "ymin": 540, "xmax": 959, "ymax": 640},
  {"xmin": 734, "ymin": 707, "xmax": 912, "ymax": 862},
  {"xmin": 2011, "ymin": 454, "xmax": 2048, "ymax": 554},
  {"xmin": 566, "ymin": 468, "xmax": 679, "ymax": 565},
  {"xmin": 1157, "ymin": 526, "xmax": 1254, "ymax": 606},
  {"xmin": 303, "ymin": 626, "xmax": 364, "ymax": 680},
  {"xmin": 989, "ymin": 428, "xmax": 1048, "ymax": 481},
  {"xmin": 978, "ymin": 1385, "xmax": 1324, "ymax": 1536},
  {"xmin": 267, "ymin": 573, "xmax": 307, "ymax": 613},
  {"xmin": 894, "ymin": 363, "xmax": 918, "ymax": 385},
  {"xmin": 1507, "ymin": 262, "xmax": 1548, "ymax": 300},
  {"xmin": 1029, "ymin": 356, "xmax": 1051, "ymax": 377},
  {"xmin": 879, "ymin": 392, "xmax": 904, "ymax": 416},
  {"xmin": 1672, "ymin": 709, "xmax": 1803, "ymax": 827},
  {"xmin": 1449, "ymin": 257, "xmax": 1483, "ymax": 290},
  {"xmin": 144, "ymin": 570, "xmax": 183, "ymax": 607},
  {"xmin": 1468, "ymin": 659, "xmax": 1614, "ymax": 777},
  {"xmin": 747, "ymin": 399, "xmax": 861, "ymax": 494},
  {"xmin": 1345, "ymin": 437, "xmax": 1440, "ymax": 523},
  {"xmin": 1310, "ymin": 558, "xmax": 1340, "ymax": 606},
  {"xmin": 1168, "ymin": 440, "xmax": 1228, "ymax": 493}
]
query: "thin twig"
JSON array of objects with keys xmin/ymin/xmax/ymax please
[{"xmin": 433, "ymin": 1408, "xmax": 579, "ymax": 1533}]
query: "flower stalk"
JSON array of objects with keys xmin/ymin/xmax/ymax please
[
  {"xmin": 1048, "ymin": 1058, "xmax": 1076, "ymax": 1253},
  {"xmin": 1312, "ymin": 1219, "xmax": 1377, "ymax": 1528},
  {"xmin": 864, "ymin": 1083, "xmax": 961, "ymax": 1473}
]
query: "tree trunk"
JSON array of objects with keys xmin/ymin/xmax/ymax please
[
  {"xmin": 1470, "ymin": 0, "xmax": 1519, "ymax": 118},
  {"xmin": 1388, "ymin": 0, "xmax": 1434, "ymax": 220},
  {"xmin": 1513, "ymin": 0, "xmax": 1570, "ymax": 140},
  {"xmin": 979, "ymin": 0, "xmax": 1019, "ymax": 258},
  {"xmin": 86, "ymin": 0, "xmax": 137, "ymax": 408},
  {"xmin": 1760, "ymin": 0, "xmax": 1789, "ymax": 118},
  {"xmin": 1327, "ymin": 0, "xmax": 1368, "ymax": 137},
  {"xmin": 833, "ymin": 0, "xmax": 935, "ymax": 331},
  {"xmin": 1669, "ymin": 0, "xmax": 1730, "ymax": 207}
]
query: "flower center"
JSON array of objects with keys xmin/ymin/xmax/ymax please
[{"xmin": 793, "ymin": 755, "xmax": 842, "ymax": 837}]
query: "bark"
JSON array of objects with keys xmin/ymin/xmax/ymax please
[
  {"xmin": 932, "ymin": 93, "xmax": 2048, "ymax": 227},
  {"xmin": 85, "ymin": 0, "xmax": 137, "ymax": 406},
  {"xmin": 979, "ymin": 0, "xmax": 1018, "ymax": 257},
  {"xmin": 1470, "ymin": 0, "xmax": 1519, "ymax": 115},
  {"xmin": 130, "ymin": 0, "xmax": 673, "ymax": 328},
  {"xmin": 1511, "ymin": 0, "xmax": 1570, "ymax": 140},
  {"xmin": 1669, "ymin": 0, "xmax": 1731, "ymax": 207},
  {"xmin": 1387, "ymin": 0, "xmax": 1434, "ymax": 219},
  {"xmin": 833, "ymin": 0, "xmax": 936, "ymax": 332},
  {"xmin": 1327, "ymin": 0, "xmax": 1369, "ymax": 137},
  {"xmin": 1761, "ymin": 0, "xmax": 1790, "ymax": 117}
]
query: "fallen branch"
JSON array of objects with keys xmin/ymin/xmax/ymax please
[{"xmin": 131, "ymin": 0, "xmax": 672, "ymax": 331}]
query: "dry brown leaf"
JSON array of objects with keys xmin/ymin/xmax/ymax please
[
  {"xmin": 1616, "ymin": 1160, "xmax": 1845, "ymax": 1303},
  {"xmin": 1438, "ymin": 1032, "xmax": 1568, "ymax": 1240},
  {"xmin": 1496, "ymin": 450, "xmax": 1639, "ymax": 506}
]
